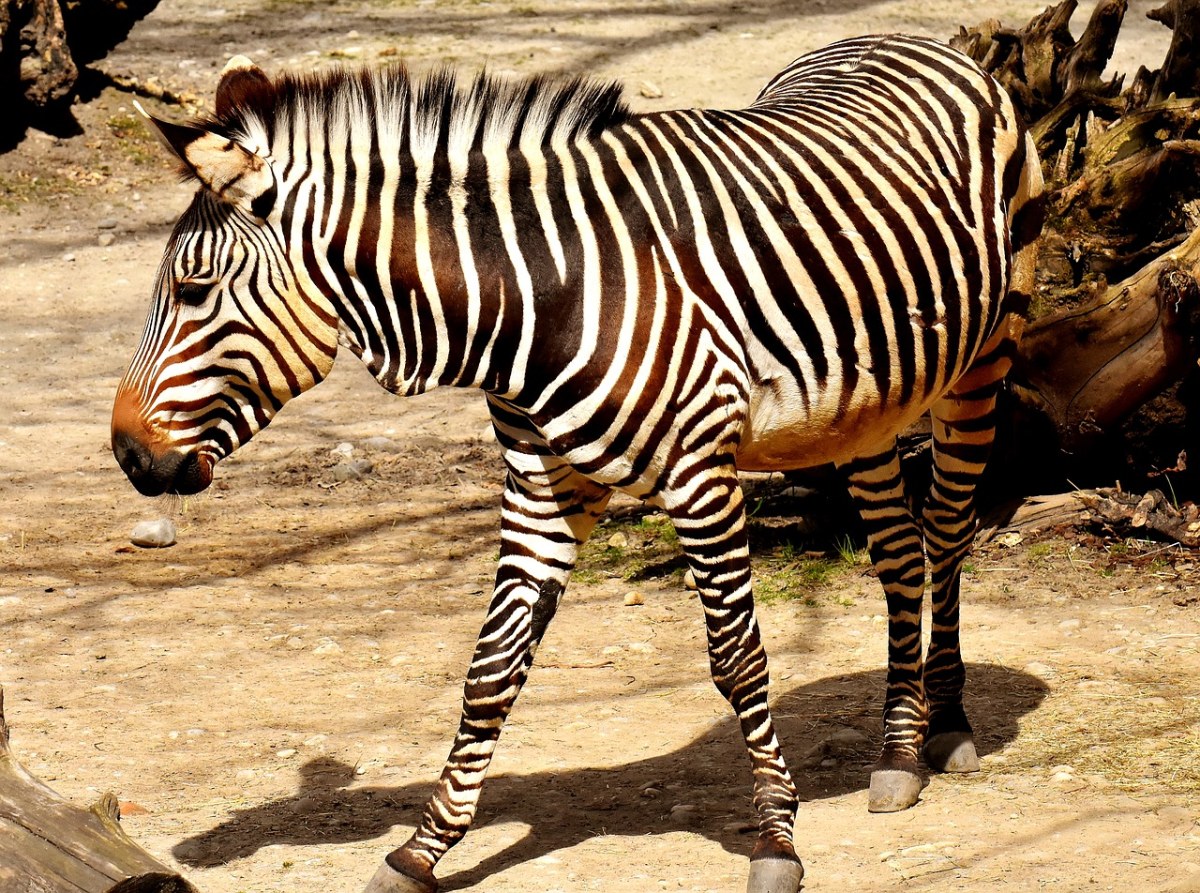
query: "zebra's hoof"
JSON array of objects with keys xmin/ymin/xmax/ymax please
[
  {"xmin": 924, "ymin": 731, "xmax": 980, "ymax": 773},
  {"xmin": 867, "ymin": 767, "xmax": 926, "ymax": 813},
  {"xmin": 363, "ymin": 862, "xmax": 437, "ymax": 893},
  {"xmin": 746, "ymin": 856, "xmax": 804, "ymax": 893}
]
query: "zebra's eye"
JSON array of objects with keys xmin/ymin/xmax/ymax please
[{"xmin": 175, "ymin": 280, "xmax": 212, "ymax": 306}]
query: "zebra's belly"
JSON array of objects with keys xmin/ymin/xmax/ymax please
[{"xmin": 736, "ymin": 378, "xmax": 925, "ymax": 472}]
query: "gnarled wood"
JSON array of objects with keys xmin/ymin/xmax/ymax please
[{"xmin": 0, "ymin": 687, "xmax": 199, "ymax": 893}]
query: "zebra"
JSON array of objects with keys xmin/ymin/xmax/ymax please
[{"xmin": 111, "ymin": 35, "xmax": 1043, "ymax": 893}]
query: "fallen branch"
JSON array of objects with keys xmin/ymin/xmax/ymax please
[{"xmin": 0, "ymin": 686, "xmax": 199, "ymax": 893}]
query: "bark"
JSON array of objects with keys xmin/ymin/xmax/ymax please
[
  {"xmin": 0, "ymin": 686, "xmax": 199, "ymax": 893},
  {"xmin": 952, "ymin": 0, "xmax": 1200, "ymax": 496},
  {"xmin": 0, "ymin": 0, "xmax": 160, "ymax": 137}
]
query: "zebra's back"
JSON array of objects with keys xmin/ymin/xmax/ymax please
[{"xmin": 599, "ymin": 35, "xmax": 1028, "ymax": 472}]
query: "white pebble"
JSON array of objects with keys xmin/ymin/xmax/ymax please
[
  {"xmin": 623, "ymin": 591, "xmax": 645, "ymax": 606},
  {"xmin": 131, "ymin": 518, "xmax": 176, "ymax": 548}
]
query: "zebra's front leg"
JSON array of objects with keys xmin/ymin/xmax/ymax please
[
  {"xmin": 364, "ymin": 452, "xmax": 611, "ymax": 893},
  {"xmin": 839, "ymin": 446, "xmax": 929, "ymax": 813},
  {"xmin": 664, "ymin": 466, "xmax": 803, "ymax": 893}
]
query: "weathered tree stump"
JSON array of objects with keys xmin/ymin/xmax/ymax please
[
  {"xmin": 950, "ymin": 0, "xmax": 1200, "ymax": 497},
  {"xmin": 0, "ymin": 686, "xmax": 198, "ymax": 893},
  {"xmin": 0, "ymin": 0, "xmax": 160, "ymax": 141}
]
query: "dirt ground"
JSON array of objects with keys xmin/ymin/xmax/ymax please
[{"xmin": 2, "ymin": 1, "xmax": 1199, "ymax": 891}]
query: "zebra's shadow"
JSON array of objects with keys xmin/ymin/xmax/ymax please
[{"xmin": 172, "ymin": 663, "xmax": 1047, "ymax": 889}]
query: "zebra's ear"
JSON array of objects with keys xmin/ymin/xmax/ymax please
[
  {"xmin": 216, "ymin": 55, "xmax": 271, "ymax": 118},
  {"xmin": 135, "ymin": 100, "xmax": 276, "ymax": 218}
]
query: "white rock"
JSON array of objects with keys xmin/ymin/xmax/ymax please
[
  {"xmin": 131, "ymin": 518, "xmax": 176, "ymax": 548},
  {"xmin": 607, "ymin": 532, "xmax": 629, "ymax": 549},
  {"xmin": 623, "ymin": 591, "xmax": 645, "ymax": 606},
  {"xmin": 683, "ymin": 569, "xmax": 698, "ymax": 591}
]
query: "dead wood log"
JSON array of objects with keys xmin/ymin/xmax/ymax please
[
  {"xmin": 948, "ymin": 0, "xmax": 1200, "ymax": 497},
  {"xmin": 1076, "ymin": 487, "xmax": 1200, "ymax": 545},
  {"xmin": 0, "ymin": 0, "xmax": 160, "ymax": 142},
  {"xmin": 1010, "ymin": 225, "xmax": 1200, "ymax": 452},
  {"xmin": 0, "ymin": 686, "xmax": 198, "ymax": 893}
]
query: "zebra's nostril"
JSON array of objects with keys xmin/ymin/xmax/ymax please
[{"xmin": 113, "ymin": 431, "xmax": 150, "ymax": 478}]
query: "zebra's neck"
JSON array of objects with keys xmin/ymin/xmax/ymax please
[{"xmin": 263, "ymin": 68, "xmax": 628, "ymax": 402}]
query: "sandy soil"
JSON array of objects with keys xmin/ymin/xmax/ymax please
[{"xmin": 1, "ymin": 2, "xmax": 1198, "ymax": 891}]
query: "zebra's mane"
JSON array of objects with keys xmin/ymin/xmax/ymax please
[{"xmin": 210, "ymin": 64, "xmax": 631, "ymax": 158}]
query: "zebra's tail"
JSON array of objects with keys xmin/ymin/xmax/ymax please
[{"xmin": 1005, "ymin": 130, "xmax": 1046, "ymax": 326}]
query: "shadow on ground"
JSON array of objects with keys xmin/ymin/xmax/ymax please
[{"xmin": 174, "ymin": 662, "xmax": 1047, "ymax": 889}]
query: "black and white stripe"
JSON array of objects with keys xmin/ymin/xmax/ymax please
[{"xmin": 113, "ymin": 34, "xmax": 1043, "ymax": 893}]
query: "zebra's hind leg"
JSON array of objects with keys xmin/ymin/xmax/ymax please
[
  {"xmin": 364, "ymin": 447, "xmax": 612, "ymax": 893},
  {"xmin": 922, "ymin": 330, "xmax": 1016, "ymax": 775},
  {"xmin": 664, "ymin": 465, "xmax": 803, "ymax": 893},
  {"xmin": 839, "ymin": 445, "xmax": 929, "ymax": 813}
]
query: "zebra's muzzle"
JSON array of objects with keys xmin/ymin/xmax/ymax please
[{"xmin": 112, "ymin": 430, "xmax": 211, "ymax": 497}]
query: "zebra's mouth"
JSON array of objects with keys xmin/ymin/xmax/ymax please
[{"xmin": 112, "ymin": 431, "xmax": 213, "ymax": 497}]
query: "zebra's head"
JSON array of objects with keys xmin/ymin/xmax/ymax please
[{"xmin": 112, "ymin": 58, "xmax": 338, "ymax": 496}]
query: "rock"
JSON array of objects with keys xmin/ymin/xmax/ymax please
[
  {"xmin": 362, "ymin": 435, "xmax": 401, "ymax": 452},
  {"xmin": 623, "ymin": 591, "xmax": 645, "ymax": 606},
  {"xmin": 98, "ymin": 233, "xmax": 115, "ymax": 247},
  {"xmin": 331, "ymin": 441, "xmax": 354, "ymax": 457},
  {"xmin": 827, "ymin": 727, "xmax": 870, "ymax": 748},
  {"xmin": 607, "ymin": 532, "xmax": 629, "ymax": 549},
  {"xmin": 130, "ymin": 518, "xmax": 176, "ymax": 548},
  {"xmin": 97, "ymin": 218, "xmax": 118, "ymax": 230},
  {"xmin": 313, "ymin": 639, "xmax": 342, "ymax": 656},
  {"xmin": 683, "ymin": 568, "xmax": 698, "ymax": 591},
  {"xmin": 1023, "ymin": 661, "xmax": 1057, "ymax": 679},
  {"xmin": 669, "ymin": 803, "xmax": 699, "ymax": 826},
  {"xmin": 639, "ymin": 80, "xmax": 664, "ymax": 98},
  {"xmin": 276, "ymin": 748, "xmax": 297, "ymax": 758},
  {"xmin": 330, "ymin": 458, "xmax": 373, "ymax": 481}
]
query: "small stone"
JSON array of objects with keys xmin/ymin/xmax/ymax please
[
  {"xmin": 362, "ymin": 436, "xmax": 400, "ymax": 452},
  {"xmin": 1023, "ymin": 661, "xmax": 1057, "ymax": 679},
  {"xmin": 97, "ymin": 218, "xmax": 118, "ymax": 230},
  {"xmin": 330, "ymin": 458, "xmax": 373, "ymax": 481},
  {"xmin": 354, "ymin": 764, "xmax": 368, "ymax": 776},
  {"xmin": 61, "ymin": 252, "xmax": 75, "ymax": 262},
  {"xmin": 313, "ymin": 639, "xmax": 342, "ymax": 655},
  {"xmin": 98, "ymin": 233, "xmax": 116, "ymax": 247},
  {"xmin": 276, "ymin": 748, "xmax": 297, "ymax": 758},
  {"xmin": 683, "ymin": 569, "xmax": 698, "ymax": 591},
  {"xmin": 607, "ymin": 532, "xmax": 629, "ymax": 549},
  {"xmin": 1058, "ymin": 618, "xmax": 1081, "ymax": 630},
  {"xmin": 827, "ymin": 727, "xmax": 870, "ymax": 749},
  {"xmin": 669, "ymin": 804, "xmax": 699, "ymax": 826},
  {"xmin": 623, "ymin": 591, "xmax": 645, "ymax": 606},
  {"xmin": 131, "ymin": 518, "xmax": 176, "ymax": 548},
  {"xmin": 235, "ymin": 769, "xmax": 256, "ymax": 781},
  {"xmin": 331, "ymin": 442, "xmax": 354, "ymax": 457},
  {"xmin": 639, "ymin": 80, "xmax": 664, "ymax": 99},
  {"xmin": 723, "ymin": 820, "xmax": 756, "ymax": 834}
]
